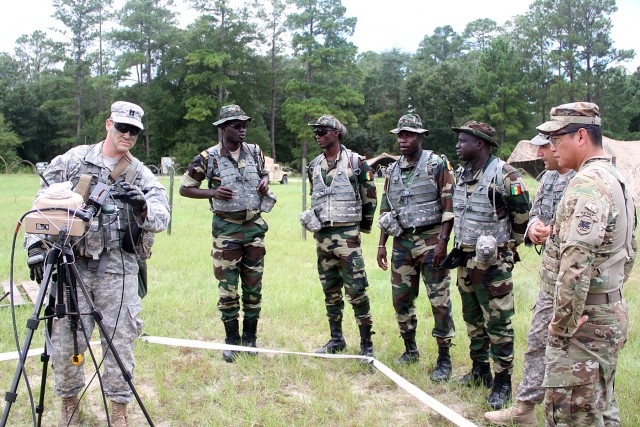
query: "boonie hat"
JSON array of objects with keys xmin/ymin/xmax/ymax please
[
  {"xmin": 529, "ymin": 133, "xmax": 549, "ymax": 146},
  {"xmin": 213, "ymin": 104, "xmax": 251, "ymax": 127},
  {"xmin": 110, "ymin": 101, "xmax": 144, "ymax": 130},
  {"xmin": 452, "ymin": 120, "xmax": 497, "ymax": 147},
  {"xmin": 536, "ymin": 102, "xmax": 601, "ymax": 134},
  {"xmin": 390, "ymin": 113, "xmax": 429, "ymax": 135},
  {"xmin": 308, "ymin": 114, "xmax": 348, "ymax": 140}
]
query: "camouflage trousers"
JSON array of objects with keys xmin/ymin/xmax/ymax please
[
  {"xmin": 543, "ymin": 300, "xmax": 628, "ymax": 427},
  {"xmin": 456, "ymin": 248, "xmax": 515, "ymax": 374},
  {"xmin": 212, "ymin": 218, "xmax": 267, "ymax": 321},
  {"xmin": 390, "ymin": 230, "xmax": 455, "ymax": 346},
  {"xmin": 314, "ymin": 225, "xmax": 372, "ymax": 326},
  {"xmin": 517, "ymin": 289, "xmax": 553, "ymax": 404},
  {"xmin": 50, "ymin": 260, "xmax": 143, "ymax": 403}
]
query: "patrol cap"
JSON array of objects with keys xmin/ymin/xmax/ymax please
[
  {"xmin": 529, "ymin": 133, "xmax": 549, "ymax": 146},
  {"xmin": 536, "ymin": 102, "xmax": 601, "ymax": 134},
  {"xmin": 213, "ymin": 104, "xmax": 251, "ymax": 127},
  {"xmin": 308, "ymin": 114, "xmax": 348, "ymax": 140},
  {"xmin": 110, "ymin": 101, "xmax": 144, "ymax": 130},
  {"xmin": 452, "ymin": 120, "xmax": 497, "ymax": 147},
  {"xmin": 390, "ymin": 113, "xmax": 429, "ymax": 135}
]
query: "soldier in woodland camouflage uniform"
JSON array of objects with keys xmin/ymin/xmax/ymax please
[
  {"xmin": 376, "ymin": 113, "xmax": 455, "ymax": 381},
  {"xmin": 449, "ymin": 121, "xmax": 531, "ymax": 410},
  {"xmin": 300, "ymin": 114, "xmax": 377, "ymax": 361},
  {"xmin": 484, "ymin": 134, "xmax": 576, "ymax": 425},
  {"xmin": 536, "ymin": 102, "xmax": 636, "ymax": 427},
  {"xmin": 180, "ymin": 105, "xmax": 272, "ymax": 363},
  {"xmin": 26, "ymin": 101, "xmax": 170, "ymax": 427}
]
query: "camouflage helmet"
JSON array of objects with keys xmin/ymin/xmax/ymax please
[
  {"xmin": 529, "ymin": 133, "xmax": 549, "ymax": 146},
  {"xmin": 536, "ymin": 102, "xmax": 601, "ymax": 134},
  {"xmin": 213, "ymin": 104, "xmax": 251, "ymax": 127},
  {"xmin": 390, "ymin": 113, "xmax": 429, "ymax": 135},
  {"xmin": 452, "ymin": 120, "xmax": 498, "ymax": 147},
  {"xmin": 308, "ymin": 114, "xmax": 348, "ymax": 140}
]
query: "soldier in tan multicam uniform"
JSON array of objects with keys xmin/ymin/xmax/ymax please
[
  {"xmin": 376, "ymin": 113, "xmax": 456, "ymax": 381},
  {"xmin": 25, "ymin": 101, "xmax": 170, "ymax": 427},
  {"xmin": 300, "ymin": 114, "xmax": 377, "ymax": 362},
  {"xmin": 484, "ymin": 134, "xmax": 575, "ymax": 425},
  {"xmin": 449, "ymin": 121, "xmax": 531, "ymax": 410},
  {"xmin": 180, "ymin": 105, "xmax": 272, "ymax": 363},
  {"xmin": 536, "ymin": 102, "xmax": 636, "ymax": 427}
]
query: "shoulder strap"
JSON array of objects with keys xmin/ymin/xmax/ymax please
[{"xmin": 108, "ymin": 152, "xmax": 133, "ymax": 184}]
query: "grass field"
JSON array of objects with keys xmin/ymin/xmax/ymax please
[{"xmin": 1, "ymin": 174, "xmax": 639, "ymax": 426}]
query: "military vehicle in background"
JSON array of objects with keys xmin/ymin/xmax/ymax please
[{"xmin": 265, "ymin": 156, "xmax": 289, "ymax": 184}]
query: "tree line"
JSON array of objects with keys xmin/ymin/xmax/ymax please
[{"xmin": 0, "ymin": 0, "xmax": 638, "ymax": 171}]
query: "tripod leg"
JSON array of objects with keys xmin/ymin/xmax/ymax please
[
  {"xmin": 1, "ymin": 255, "xmax": 57, "ymax": 427},
  {"xmin": 68, "ymin": 262, "xmax": 154, "ymax": 426},
  {"xmin": 35, "ymin": 293, "xmax": 56, "ymax": 427}
]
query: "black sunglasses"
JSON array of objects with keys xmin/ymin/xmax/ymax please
[
  {"xmin": 314, "ymin": 128, "xmax": 336, "ymax": 137},
  {"xmin": 113, "ymin": 122, "xmax": 142, "ymax": 136},
  {"xmin": 228, "ymin": 122, "xmax": 248, "ymax": 130}
]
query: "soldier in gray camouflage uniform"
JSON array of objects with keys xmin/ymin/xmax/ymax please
[
  {"xmin": 180, "ymin": 105, "xmax": 272, "ymax": 363},
  {"xmin": 484, "ymin": 134, "xmax": 576, "ymax": 425},
  {"xmin": 536, "ymin": 102, "xmax": 636, "ymax": 427},
  {"xmin": 449, "ymin": 121, "xmax": 531, "ymax": 410},
  {"xmin": 376, "ymin": 113, "xmax": 455, "ymax": 381},
  {"xmin": 300, "ymin": 114, "xmax": 377, "ymax": 362},
  {"xmin": 26, "ymin": 101, "xmax": 170, "ymax": 427}
]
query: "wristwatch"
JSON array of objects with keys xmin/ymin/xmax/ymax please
[{"xmin": 439, "ymin": 234, "xmax": 450, "ymax": 242}]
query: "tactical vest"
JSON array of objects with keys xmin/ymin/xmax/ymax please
[
  {"xmin": 540, "ymin": 160, "xmax": 635, "ymax": 296},
  {"xmin": 536, "ymin": 170, "xmax": 576, "ymax": 225},
  {"xmin": 207, "ymin": 143, "xmax": 262, "ymax": 212},
  {"xmin": 387, "ymin": 150, "xmax": 442, "ymax": 229},
  {"xmin": 310, "ymin": 148, "xmax": 362, "ymax": 225},
  {"xmin": 74, "ymin": 152, "xmax": 144, "ymax": 267},
  {"xmin": 453, "ymin": 157, "xmax": 511, "ymax": 246}
]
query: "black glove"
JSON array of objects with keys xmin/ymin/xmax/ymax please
[
  {"xmin": 113, "ymin": 183, "xmax": 147, "ymax": 215},
  {"xmin": 27, "ymin": 242, "xmax": 46, "ymax": 284}
]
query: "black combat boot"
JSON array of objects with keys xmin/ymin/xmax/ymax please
[
  {"xmin": 357, "ymin": 324, "xmax": 375, "ymax": 364},
  {"xmin": 394, "ymin": 337, "xmax": 420, "ymax": 365},
  {"xmin": 487, "ymin": 371, "xmax": 512, "ymax": 410},
  {"xmin": 430, "ymin": 346, "xmax": 452, "ymax": 382},
  {"xmin": 242, "ymin": 317, "xmax": 259, "ymax": 356},
  {"xmin": 222, "ymin": 319, "xmax": 241, "ymax": 363},
  {"xmin": 458, "ymin": 360, "xmax": 493, "ymax": 388},
  {"xmin": 315, "ymin": 320, "xmax": 347, "ymax": 354}
]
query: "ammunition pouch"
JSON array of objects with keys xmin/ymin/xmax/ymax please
[
  {"xmin": 260, "ymin": 191, "xmax": 277, "ymax": 213},
  {"xmin": 474, "ymin": 235, "xmax": 498, "ymax": 266},
  {"xmin": 299, "ymin": 209, "xmax": 322, "ymax": 232},
  {"xmin": 377, "ymin": 211, "xmax": 403, "ymax": 237}
]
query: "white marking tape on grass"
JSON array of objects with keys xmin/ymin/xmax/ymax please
[
  {"xmin": 0, "ymin": 341, "xmax": 100, "ymax": 362},
  {"xmin": 141, "ymin": 335, "xmax": 478, "ymax": 427}
]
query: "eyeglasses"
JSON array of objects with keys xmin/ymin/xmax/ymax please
[
  {"xmin": 546, "ymin": 129, "xmax": 578, "ymax": 146},
  {"xmin": 313, "ymin": 128, "xmax": 336, "ymax": 137},
  {"xmin": 113, "ymin": 122, "xmax": 142, "ymax": 136},
  {"xmin": 228, "ymin": 122, "xmax": 248, "ymax": 130}
]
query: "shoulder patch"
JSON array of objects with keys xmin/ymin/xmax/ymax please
[
  {"xmin": 510, "ymin": 182, "xmax": 523, "ymax": 196},
  {"xmin": 576, "ymin": 214, "xmax": 595, "ymax": 235}
]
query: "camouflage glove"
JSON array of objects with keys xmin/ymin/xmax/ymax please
[
  {"xmin": 27, "ymin": 242, "xmax": 46, "ymax": 284},
  {"xmin": 113, "ymin": 182, "xmax": 147, "ymax": 215}
]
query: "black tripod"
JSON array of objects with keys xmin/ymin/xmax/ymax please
[{"xmin": 1, "ymin": 231, "xmax": 154, "ymax": 426}]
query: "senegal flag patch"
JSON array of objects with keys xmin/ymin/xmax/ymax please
[
  {"xmin": 510, "ymin": 183, "xmax": 522, "ymax": 196},
  {"xmin": 365, "ymin": 170, "xmax": 374, "ymax": 180}
]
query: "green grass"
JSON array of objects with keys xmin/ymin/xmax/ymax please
[{"xmin": 1, "ymin": 174, "xmax": 639, "ymax": 426}]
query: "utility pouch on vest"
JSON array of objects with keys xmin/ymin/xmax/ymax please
[
  {"xmin": 122, "ymin": 221, "xmax": 141, "ymax": 254},
  {"xmin": 378, "ymin": 211, "xmax": 403, "ymax": 237},
  {"xmin": 441, "ymin": 247, "xmax": 466, "ymax": 269},
  {"xmin": 474, "ymin": 235, "xmax": 498, "ymax": 265},
  {"xmin": 137, "ymin": 258, "xmax": 148, "ymax": 299},
  {"xmin": 84, "ymin": 218, "xmax": 103, "ymax": 260},
  {"xmin": 299, "ymin": 209, "xmax": 322, "ymax": 232},
  {"xmin": 260, "ymin": 191, "xmax": 277, "ymax": 213}
]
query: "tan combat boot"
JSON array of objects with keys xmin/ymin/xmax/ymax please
[
  {"xmin": 59, "ymin": 395, "xmax": 80, "ymax": 427},
  {"xmin": 111, "ymin": 402, "xmax": 129, "ymax": 427},
  {"xmin": 483, "ymin": 400, "xmax": 537, "ymax": 426}
]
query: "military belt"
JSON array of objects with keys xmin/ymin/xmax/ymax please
[{"xmin": 585, "ymin": 289, "xmax": 622, "ymax": 305}]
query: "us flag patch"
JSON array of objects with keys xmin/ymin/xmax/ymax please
[{"xmin": 510, "ymin": 183, "xmax": 522, "ymax": 196}]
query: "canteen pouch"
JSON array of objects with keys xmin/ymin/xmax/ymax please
[
  {"xmin": 474, "ymin": 235, "xmax": 498, "ymax": 265},
  {"xmin": 83, "ymin": 218, "xmax": 104, "ymax": 260},
  {"xmin": 299, "ymin": 209, "xmax": 322, "ymax": 232},
  {"xmin": 260, "ymin": 191, "xmax": 277, "ymax": 213},
  {"xmin": 377, "ymin": 211, "xmax": 403, "ymax": 237}
]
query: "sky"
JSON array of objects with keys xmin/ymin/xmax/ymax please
[{"xmin": 0, "ymin": 0, "xmax": 639, "ymax": 72}]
